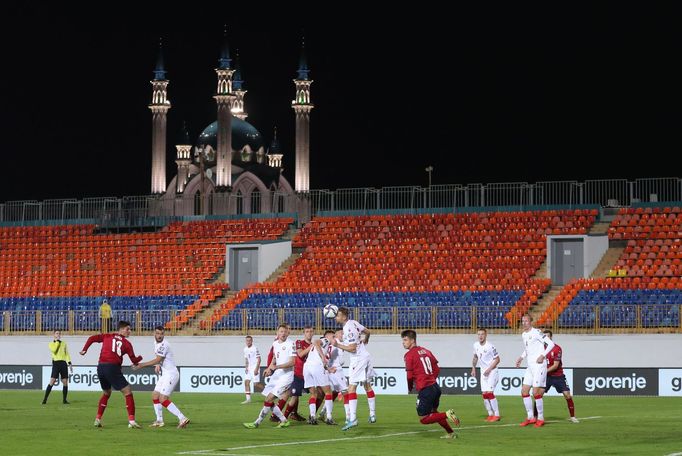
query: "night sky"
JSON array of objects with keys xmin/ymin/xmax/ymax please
[{"xmin": 1, "ymin": 4, "xmax": 679, "ymax": 202}]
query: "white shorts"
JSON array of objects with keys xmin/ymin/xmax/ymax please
[
  {"xmin": 154, "ymin": 369, "xmax": 179, "ymax": 396},
  {"xmin": 480, "ymin": 369, "xmax": 499, "ymax": 392},
  {"xmin": 348, "ymin": 356, "xmax": 373, "ymax": 385},
  {"xmin": 329, "ymin": 369, "xmax": 348, "ymax": 392},
  {"xmin": 262, "ymin": 369, "xmax": 293, "ymax": 399},
  {"xmin": 304, "ymin": 363, "xmax": 330, "ymax": 388},
  {"xmin": 245, "ymin": 369, "xmax": 261, "ymax": 384},
  {"xmin": 523, "ymin": 363, "xmax": 547, "ymax": 388}
]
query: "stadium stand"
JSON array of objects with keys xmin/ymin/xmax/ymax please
[
  {"xmin": 0, "ymin": 218, "xmax": 293, "ymax": 331},
  {"xmin": 538, "ymin": 206, "xmax": 682, "ymax": 330},
  {"xmin": 205, "ymin": 209, "xmax": 597, "ymax": 331}
]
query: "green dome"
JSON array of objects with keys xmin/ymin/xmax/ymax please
[{"xmin": 196, "ymin": 117, "xmax": 264, "ymax": 152}]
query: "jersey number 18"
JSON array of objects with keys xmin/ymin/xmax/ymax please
[{"xmin": 420, "ymin": 356, "xmax": 433, "ymax": 374}]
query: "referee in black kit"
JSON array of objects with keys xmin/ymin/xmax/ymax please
[{"xmin": 42, "ymin": 330, "xmax": 73, "ymax": 404}]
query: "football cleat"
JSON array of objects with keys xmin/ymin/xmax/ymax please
[
  {"xmin": 307, "ymin": 416, "xmax": 318, "ymax": 425},
  {"xmin": 128, "ymin": 421, "xmax": 142, "ymax": 429},
  {"xmin": 520, "ymin": 418, "xmax": 537, "ymax": 427},
  {"xmin": 440, "ymin": 432, "xmax": 457, "ymax": 439},
  {"xmin": 177, "ymin": 418, "xmax": 190, "ymax": 429},
  {"xmin": 276, "ymin": 420, "xmax": 290, "ymax": 428},
  {"xmin": 368, "ymin": 415, "xmax": 377, "ymax": 423},
  {"xmin": 534, "ymin": 420, "xmax": 545, "ymax": 428},
  {"xmin": 569, "ymin": 417, "xmax": 580, "ymax": 423},
  {"xmin": 149, "ymin": 421, "xmax": 165, "ymax": 428},
  {"xmin": 289, "ymin": 412, "xmax": 306, "ymax": 422},
  {"xmin": 93, "ymin": 419, "xmax": 102, "ymax": 428},
  {"xmin": 489, "ymin": 416, "xmax": 501, "ymax": 422},
  {"xmin": 63, "ymin": 400, "xmax": 70, "ymax": 405},
  {"xmin": 240, "ymin": 399, "xmax": 251, "ymax": 405},
  {"xmin": 446, "ymin": 409, "xmax": 461, "ymax": 428},
  {"xmin": 341, "ymin": 419, "xmax": 358, "ymax": 431},
  {"xmin": 325, "ymin": 418, "xmax": 338, "ymax": 425},
  {"xmin": 485, "ymin": 416, "xmax": 494, "ymax": 422},
  {"xmin": 269, "ymin": 415, "xmax": 280, "ymax": 422},
  {"xmin": 243, "ymin": 422, "xmax": 258, "ymax": 429}
]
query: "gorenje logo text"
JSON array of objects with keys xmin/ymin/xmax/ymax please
[
  {"xmin": 0, "ymin": 369, "xmax": 34, "ymax": 386},
  {"xmin": 585, "ymin": 373, "xmax": 646, "ymax": 392}
]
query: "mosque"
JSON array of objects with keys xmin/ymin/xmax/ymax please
[{"xmin": 149, "ymin": 35, "xmax": 312, "ymax": 216}]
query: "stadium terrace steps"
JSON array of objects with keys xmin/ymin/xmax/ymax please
[
  {"xmin": 180, "ymin": 291, "xmax": 237, "ymax": 335},
  {"xmin": 529, "ymin": 285, "xmax": 563, "ymax": 321},
  {"xmin": 264, "ymin": 253, "xmax": 302, "ymax": 283},
  {"xmin": 588, "ymin": 221, "xmax": 611, "ymax": 235},
  {"xmin": 591, "ymin": 246, "xmax": 626, "ymax": 278}
]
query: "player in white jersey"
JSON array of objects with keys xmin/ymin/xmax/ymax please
[
  {"xmin": 515, "ymin": 314, "xmax": 555, "ymax": 427},
  {"xmin": 333, "ymin": 307, "xmax": 375, "ymax": 431},
  {"xmin": 322, "ymin": 329, "xmax": 350, "ymax": 423},
  {"xmin": 242, "ymin": 335, "xmax": 261, "ymax": 404},
  {"xmin": 243, "ymin": 324, "xmax": 295, "ymax": 429},
  {"xmin": 471, "ymin": 328, "xmax": 501, "ymax": 422},
  {"xmin": 132, "ymin": 326, "xmax": 189, "ymax": 429},
  {"xmin": 304, "ymin": 333, "xmax": 335, "ymax": 425}
]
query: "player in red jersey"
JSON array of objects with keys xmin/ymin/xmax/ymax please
[
  {"xmin": 543, "ymin": 330, "xmax": 579, "ymax": 423},
  {"xmin": 79, "ymin": 320, "xmax": 143, "ymax": 428},
  {"xmin": 282, "ymin": 326, "xmax": 314, "ymax": 421},
  {"xmin": 401, "ymin": 330, "xmax": 460, "ymax": 439}
]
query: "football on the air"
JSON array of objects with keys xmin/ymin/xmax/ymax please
[{"xmin": 323, "ymin": 304, "xmax": 339, "ymax": 319}]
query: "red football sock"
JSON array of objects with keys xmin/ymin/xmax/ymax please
[
  {"xmin": 284, "ymin": 404, "xmax": 294, "ymax": 418},
  {"xmin": 420, "ymin": 412, "xmax": 446, "ymax": 424},
  {"xmin": 96, "ymin": 394, "xmax": 110, "ymax": 419},
  {"xmin": 419, "ymin": 412, "xmax": 453, "ymax": 433},
  {"xmin": 124, "ymin": 393, "xmax": 135, "ymax": 421},
  {"xmin": 566, "ymin": 398, "xmax": 575, "ymax": 417},
  {"xmin": 343, "ymin": 394, "xmax": 350, "ymax": 405},
  {"xmin": 438, "ymin": 418, "xmax": 454, "ymax": 433},
  {"xmin": 367, "ymin": 390, "xmax": 376, "ymax": 399},
  {"xmin": 277, "ymin": 399, "xmax": 286, "ymax": 410}
]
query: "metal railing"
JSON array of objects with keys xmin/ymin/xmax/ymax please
[
  {"xmin": 2, "ymin": 304, "xmax": 680, "ymax": 335},
  {"xmin": 1, "ymin": 177, "xmax": 680, "ymax": 226}
]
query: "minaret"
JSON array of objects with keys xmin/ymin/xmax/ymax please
[
  {"xmin": 267, "ymin": 127, "xmax": 283, "ymax": 169},
  {"xmin": 175, "ymin": 122, "xmax": 192, "ymax": 194},
  {"xmin": 292, "ymin": 37, "xmax": 313, "ymax": 192},
  {"xmin": 149, "ymin": 39, "xmax": 171, "ymax": 194},
  {"xmin": 231, "ymin": 51, "xmax": 248, "ymax": 121},
  {"xmin": 213, "ymin": 27, "xmax": 236, "ymax": 189}
]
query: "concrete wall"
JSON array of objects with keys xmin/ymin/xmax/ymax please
[
  {"xmin": 226, "ymin": 240, "xmax": 291, "ymax": 285},
  {"xmin": 546, "ymin": 234, "xmax": 609, "ymax": 279},
  {"xmin": 3, "ymin": 333, "xmax": 681, "ymax": 368}
]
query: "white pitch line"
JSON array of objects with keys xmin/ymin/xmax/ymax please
[
  {"xmin": 177, "ymin": 416, "xmax": 603, "ymax": 455},
  {"xmin": 663, "ymin": 453, "xmax": 682, "ymax": 456}
]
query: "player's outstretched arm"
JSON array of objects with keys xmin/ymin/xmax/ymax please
[
  {"xmin": 80, "ymin": 334, "xmax": 104, "ymax": 355},
  {"xmin": 132, "ymin": 355, "xmax": 163, "ymax": 370}
]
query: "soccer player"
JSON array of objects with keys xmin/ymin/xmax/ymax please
[
  {"xmin": 242, "ymin": 335, "xmax": 261, "ymax": 404},
  {"xmin": 243, "ymin": 324, "xmax": 295, "ymax": 429},
  {"xmin": 543, "ymin": 330, "xmax": 579, "ymax": 423},
  {"xmin": 43, "ymin": 330, "xmax": 73, "ymax": 404},
  {"xmin": 332, "ymin": 306, "xmax": 375, "ymax": 430},
  {"xmin": 79, "ymin": 320, "xmax": 143, "ymax": 428},
  {"xmin": 515, "ymin": 314, "xmax": 554, "ymax": 427},
  {"xmin": 321, "ymin": 329, "xmax": 350, "ymax": 423},
  {"xmin": 402, "ymin": 329, "xmax": 460, "ymax": 439},
  {"xmin": 283, "ymin": 326, "xmax": 314, "ymax": 421},
  {"xmin": 131, "ymin": 326, "xmax": 190, "ymax": 428},
  {"xmin": 471, "ymin": 328, "xmax": 501, "ymax": 421},
  {"xmin": 304, "ymin": 334, "xmax": 335, "ymax": 425}
]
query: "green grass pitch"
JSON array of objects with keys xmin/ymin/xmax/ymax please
[{"xmin": 1, "ymin": 391, "xmax": 679, "ymax": 456}]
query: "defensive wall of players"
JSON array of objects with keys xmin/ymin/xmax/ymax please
[{"xmin": 1, "ymin": 334, "xmax": 680, "ymax": 396}]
